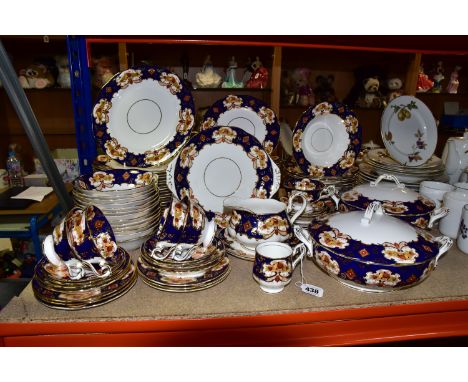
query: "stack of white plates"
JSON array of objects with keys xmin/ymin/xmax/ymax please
[
  {"xmin": 73, "ymin": 169, "xmax": 161, "ymax": 251},
  {"xmin": 284, "ymin": 161, "xmax": 358, "ymax": 194},
  {"xmin": 358, "ymin": 149, "xmax": 447, "ymax": 189},
  {"xmin": 93, "ymin": 155, "xmax": 172, "ymax": 210}
]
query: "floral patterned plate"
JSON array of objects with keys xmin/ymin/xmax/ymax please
[
  {"xmin": 201, "ymin": 95, "xmax": 280, "ymax": 155},
  {"xmin": 167, "ymin": 126, "xmax": 281, "ymax": 222},
  {"xmin": 381, "ymin": 96, "xmax": 437, "ymax": 167},
  {"xmin": 292, "ymin": 102, "xmax": 361, "ymax": 177},
  {"xmin": 92, "ymin": 66, "xmax": 195, "ymax": 168}
]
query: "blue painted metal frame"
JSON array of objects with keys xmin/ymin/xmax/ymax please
[{"xmin": 66, "ymin": 36, "xmax": 96, "ymax": 176}]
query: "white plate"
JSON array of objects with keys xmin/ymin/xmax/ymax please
[
  {"xmin": 167, "ymin": 126, "xmax": 281, "ymax": 220},
  {"xmin": 381, "ymin": 96, "xmax": 437, "ymax": 167}
]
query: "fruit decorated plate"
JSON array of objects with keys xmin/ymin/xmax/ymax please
[
  {"xmin": 381, "ymin": 96, "xmax": 437, "ymax": 167},
  {"xmin": 92, "ymin": 65, "xmax": 195, "ymax": 168},
  {"xmin": 292, "ymin": 102, "xmax": 361, "ymax": 177},
  {"xmin": 167, "ymin": 126, "xmax": 280, "ymax": 223},
  {"xmin": 201, "ymin": 95, "xmax": 280, "ymax": 155}
]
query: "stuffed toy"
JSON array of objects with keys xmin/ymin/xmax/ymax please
[
  {"xmin": 356, "ymin": 77, "xmax": 385, "ymax": 108},
  {"xmin": 92, "ymin": 56, "xmax": 117, "ymax": 88},
  {"xmin": 344, "ymin": 65, "xmax": 386, "ymax": 108},
  {"xmin": 55, "ymin": 55, "xmax": 71, "ymax": 88},
  {"xmin": 292, "ymin": 68, "xmax": 314, "ymax": 106},
  {"xmin": 386, "ymin": 78, "xmax": 403, "ymax": 102},
  {"xmin": 314, "ymin": 74, "xmax": 336, "ymax": 104},
  {"xmin": 18, "ymin": 63, "xmax": 55, "ymax": 89}
]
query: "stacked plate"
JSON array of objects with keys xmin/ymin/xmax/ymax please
[
  {"xmin": 72, "ymin": 169, "xmax": 161, "ymax": 251},
  {"xmin": 32, "ymin": 247, "xmax": 137, "ymax": 310},
  {"xmin": 93, "ymin": 155, "xmax": 172, "ymax": 210},
  {"xmin": 138, "ymin": 236, "xmax": 230, "ymax": 292},
  {"xmin": 284, "ymin": 161, "xmax": 358, "ymax": 194},
  {"xmin": 358, "ymin": 149, "xmax": 447, "ymax": 189}
]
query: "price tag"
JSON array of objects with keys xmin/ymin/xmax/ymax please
[{"xmin": 301, "ymin": 283, "xmax": 324, "ymax": 298}]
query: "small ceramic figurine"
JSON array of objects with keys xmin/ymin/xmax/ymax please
[
  {"xmin": 195, "ymin": 55, "xmax": 222, "ymax": 88},
  {"xmin": 222, "ymin": 56, "xmax": 243, "ymax": 88},
  {"xmin": 92, "ymin": 56, "xmax": 116, "ymax": 88},
  {"xmin": 416, "ymin": 64, "xmax": 434, "ymax": 93},
  {"xmin": 432, "ymin": 61, "xmax": 445, "ymax": 93},
  {"xmin": 55, "ymin": 55, "xmax": 71, "ymax": 88},
  {"xmin": 386, "ymin": 77, "xmax": 403, "ymax": 102},
  {"xmin": 446, "ymin": 66, "xmax": 462, "ymax": 94},
  {"xmin": 246, "ymin": 57, "xmax": 269, "ymax": 89}
]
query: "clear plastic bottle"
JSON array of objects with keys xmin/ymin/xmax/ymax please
[{"xmin": 6, "ymin": 145, "xmax": 24, "ymax": 187}]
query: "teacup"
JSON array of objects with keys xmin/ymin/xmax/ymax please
[
  {"xmin": 224, "ymin": 195, "xmax": 307, "ymax": 250},
  {"xmin": 154, "ymin": 197, "xmax": 189, "ymax": 244},
  {"xmin": 66, "ymin": 205, "xmax": 117, "ymax": 261},
  {"xmin": 252, "ymin": 241, "xmax": 306, "ymax": 293},
  {"xmin": 52, "ymin": 207, "xmax": 82, "ymax": 261},
  {"xmin": 179, "ymin": 199, "xmax": 206, "ymax": 245},
  {"xmin": 283, "ymin": 176, "xmax": 339, "ymax": 213},
  {"xmin": 440, "ymin": 191, "xmax": 468, "ymax": 239},
  {"xmin": 419, "ymin": 181, "xmax": 454, "ymax": 208}
]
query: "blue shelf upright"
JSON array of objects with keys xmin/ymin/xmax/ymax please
[{"xmin": 66, "ymin": 36, "xmax": 96, "ymax": 175}]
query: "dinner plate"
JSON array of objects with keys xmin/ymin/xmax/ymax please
[
  {"xmin": 167, "ymin": 126, "xmax": 280, "ymax": 220},
  {"xmin": 292, "ymin": 102, "xmax": 361, "ymax": 177},
  {"xmin": 92, "ymin": 66, "xmax": 195, "ymax": 168},
  {"xmin": 381, "ymin": 96, "xmax": 437, "ymax": 167},
  {"xmin": 201, "ymin": 95, "xmax": 280, "ymax": 154}
]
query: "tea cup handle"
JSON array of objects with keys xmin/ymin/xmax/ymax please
[
  {"xmin": 42, "ymin": 235, "xmax": 64, "ymax": 267},
  {"xmin": 428, "ymin": 207, "xmax": 449, "ymax": 228},
  {"xmin": 287, "ymin": 191, "xmax": 308, "ymax": 224},
  {"xmin": 293, "ymin": 225, "xmax": 314, "ymax": 257},
  {"xmin": 318, "ymin": 185, "xmax": 340, "ymax": 209},
  {"xmin": 291, "ymin": 243, "xmax": 306, "ymax": 269},
  {"xmin": 434, "ymin": 236, "xmax": 453, "ymax": 266}
]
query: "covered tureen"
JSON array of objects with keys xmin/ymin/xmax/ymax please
[{"xmin": 297, "ymin": 201, "xmax": 452, "ymax": 292}]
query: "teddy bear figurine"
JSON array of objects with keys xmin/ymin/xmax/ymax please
[
  {"xmin": 292, "ymin": 68, "xmax": 314, "ymax": 106},
  {"xmin": 18, "ymin": 63, "xmax": 55, "ymax": 89},
  {"xmin": 386, "ymin": 78, "xmax": 403, "ymax": 102},
  {"xmin": 356, "ymin": 77, "xmax": 385, "ymax": 108},
  {"xmin": 314, "ymin": 75, "xmax": 335, "ymax": 104}
]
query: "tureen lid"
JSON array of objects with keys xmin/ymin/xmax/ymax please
[
  {"xmin": 309, "ymin": 202, "xmax": 440, "ymax": 265},
  {"xmin": 341, "ymin": 174, "xmax": 435, "ymax": 215}
]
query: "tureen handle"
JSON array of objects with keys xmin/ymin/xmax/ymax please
[
  {"xmin": 370, "ymin": 174, "xmax": 406, "ymax": 189},
  {"xmin": 361, "ymin": 201, "xmax": 384, "ymax": 226},
  {"xmin": 293, "ymin": 225, "xmax": 314, "ymax": 257},
  {"xmin": 318, "ymin": 185, "xmax": 340, "ymax": 210},
  {"xmin": 427, "ymin": 207, "xmax": 449, "ymax": 229},
  {"xmin": 433, "ymin": 236, "xmax": 453, "ymax": 266}
]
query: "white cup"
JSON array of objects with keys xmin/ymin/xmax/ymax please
[
  {"xmin": 457, "ymin": 205, "xmax": 468, "ymax": 254},
  {"xmin": 440, "ymin": 191, "xmax": 468, "ymax": 239},
  {"xmin": 419, "ymin": 181, "xmax": 454, "ymax": 208}
]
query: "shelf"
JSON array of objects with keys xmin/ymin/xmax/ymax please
[{"xmin": 192, "ymin": 87, "xmax": 271, "ymax": 92}]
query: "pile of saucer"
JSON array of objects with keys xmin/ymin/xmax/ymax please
[
  {"xmin": 93, "ymin": 155, "xmax": 172, "ymax": 210},
  {"xmin": 358, "ymin": 149, "xmax": 447, "ymax": 190},
  {"xmin": 138, "ymin": 236, "xmax": 230, "ymax": 292},
  {"xmin": 33, "ymin": 247, "xmax": 137, "ymax": 310},
  {"xmin": 72, "ymin": 169, "xmax": 161, "ymax": 251},
  {"xmin": 283, "ymin": 161, "xmax": 358, "ymax": 195}
]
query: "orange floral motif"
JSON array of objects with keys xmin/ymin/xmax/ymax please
[
  {"xmin": 223, "ymin": 95, "xmax": 243, "ymax": 110},
  {"xmin": 344, "ymin": 115, "xmax": 359, "ymax": 134},
  {"xmin": 263, "ymin": 140, "xmax": 274, "ymax": 154},
  {"xmin": 308, "ymin": 165, "xmax": 325, "ymax": 178},
  {"xmin": 94, "ymin": 232, "xmax": 117, "ymax": 258},
  {"xmin": 339, "ymin": 151, "xmax": 356, "ymax": 169},
  {"xmin": 382, "ymin": 201, "xmax": 408, "ymax": 214},
  {"xmin": 341, "ymin": 190, "xmax": 361, "ymax": 202},
  {"xmin": 176, "ymin": 108, "xmax": 194, "ymax": 135},
  {"xmin": 251, "ymin": 186, "xmax": 267, "ymax": 199},
  {"xmin": 92, "ymin": 99, "xmax": 112, "ymax": 124},
  {"xmin": 382, "ymin": 242, "xmax": 419, "ymax": 264},
  {"xmin": 135, "ymin": 172, "xmax": 154, "ymax": 186},
  {"xmin": 293, "ymin": 130, "xmax": 303, "ymax": 151},
  {"xmin": 144, "ymin": 148, "xmax": 170, "ymax": 166},
  {"xmin": 262, "ymin": 260, "xmax": 291, "ymax": 282},
  {"xmin": 89, "ymin": 171, "xmax": 115, "ymax": 191},
  {"xmin": 115, "ymin": 69, "xmax": 142, "ymax": 89},
  {"xmin": 313, "ymin": 102, "xmax": 333, "ymax": 115},
  {"xmin": 294, "ymin": 178, "xmax": 317, "ymax": 191},
  {"xmin": 159, "ymin": 72, "xmax": 182, "ymax": 94},
  {"xmin": 213, "ymin": 126, "xmax": 237, "ymax": 144},
  {"xmin": 319, "ymin": 229, "xmax": 350, "ymax": 249},
  {"xmin": 201, "ymin": 117, "xmax": 216, "ymax": 130},
  {"xmin": 104, "ymin": 138, "xmax": 128, "ymax": 161},
  {"xmin": 315, "ymin": 251, "xmax": 340, "ymax": 275},
  {"xmin": 412, "ymin": 217, "xmax": 428, "ymax": 229},
  {"xmin": 179, "ymin": 143, "xmax": 198, "ymax": 168},
  {"xmin": 247, "ymin": 146, "xmax": 268, "ymax": 169},
  {"xmin": 257, "ymin": 216, "xmax": 290, "ymax": 239},
  {"xmin": 364, "ymin": 269, "xmax": 401, "ymax": 287},
  {"xmin": 171, "ymin": 201, "xmax": 187, "ymax": 229},
  {"xmin": 257, "ymin": 106, "xmax": 275, "ymax": 125}
]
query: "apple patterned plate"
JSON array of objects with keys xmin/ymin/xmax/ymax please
[
  {"xmin": 201, "ymin": 95, "xmax": 280, "ymax": 154},
  {"xmin": 92, "ymin": 65, "xmax": 195, "ymax": 168},
  {"xmin": 167, "ymin": 126, "xmax": 281, "ymax": 224},
  {"xmin": 381, "ymin": 96, "xmax": 437, "ymax": 167},
  {"xmin": 292, "ymin": 102, "xmax": 362, "ymax": 177}
]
